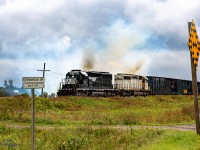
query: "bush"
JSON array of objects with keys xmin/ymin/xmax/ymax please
[{"xmin": 21, "ymin": 93, "xmax": 30, "ymax": 98}]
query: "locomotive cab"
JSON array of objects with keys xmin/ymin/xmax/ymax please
[{"xmin": 65, "ymin": 70, "xmax": 81, "ymax": 84}]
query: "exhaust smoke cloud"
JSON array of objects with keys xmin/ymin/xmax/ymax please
[
  {"xmin": 124, "ymin": 61, "xmax": 144, "ymax": 74},
  {"xmin": 81, "ymin": 20, "xmax": 150, "ymax": 74},
  {"xmin": 82, "ymin": 48, "xmax": 95, "ymax": 71}
]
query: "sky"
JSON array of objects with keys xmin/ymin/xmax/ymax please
[{"xmin": 0, "ymin": 0, "xmax": 200, "ymax": 94}]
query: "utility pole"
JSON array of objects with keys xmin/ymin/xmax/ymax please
[
  {"xmin": 188, "ymin": 20, "xmax": 200, "ymax": 134},
  {"xmin": 37, "ymin": 63, "xmax": 50, "ymax": 96}
]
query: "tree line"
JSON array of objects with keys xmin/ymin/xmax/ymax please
[{"xmin": 0, "ymin": 79, "xmax": 20, "ymax": 97}]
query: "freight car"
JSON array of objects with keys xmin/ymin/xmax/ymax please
[
  {"xmin": 57, "ymin": 69, "xmax": 150, "ymax": 96},
  {"xmin": 147, "ymin": 76, "xmax": 200, "ymax": 95}
]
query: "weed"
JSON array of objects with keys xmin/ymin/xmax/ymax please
[
  {"xmin": 181, "ymin": 105, "xmax": 194, "ymax": 119},
  {"xmin": 0, "ymin": 125, "xmax": 6, "ymax": 134},
  {"xmin": 94, "ymin": 128, "xmax": 114, "ymax": 138},
  {"xmin": 60, "ymin": 137, "xmax": 88, "ymax": 150},
  {"xmin": 36, "ymin": 117, "xmax": 55, "ymax": 125}
]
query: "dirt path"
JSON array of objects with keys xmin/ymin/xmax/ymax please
[
  {"xmin": 5, "ymin": 124, "xmax": 196, "ymax": 131},
  {"xmin": 107, "ymin": 125, "xmax": 196, "ymax": 131}
]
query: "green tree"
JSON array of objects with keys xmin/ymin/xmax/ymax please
[
  {"xmin": 49, "ymin": 93, "xmax": 55, "ymax": 98},
  {"xmin": 4, "ymin": 80, "xmax": 8, "ymax": 88},
  {"xmin": 8, "ymin": 79, "xmax": 14, "ymax": 89},
  {"xmin": 42, "ymin": 92, "xmax": 48, "ymax": 98}
]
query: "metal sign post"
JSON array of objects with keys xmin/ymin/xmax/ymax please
[
  {"xmin": 31, "ymin": 88, "xmax": 35, "ymax": 150},
  {"xmin": 22, "ymin": 77, "xmax": 45, "ymax": 150}
]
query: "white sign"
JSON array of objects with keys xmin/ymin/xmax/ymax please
[
  {"xmin": 23, "ymin": 77, "xmax": 45, "ymax": 83},
  {"xmin": 22, "ymin": 77, "xmax": 45, "ymax": 89},
  {"xmin": 23, "ymin": 83, "xmax": 45, "ymax": 89}
]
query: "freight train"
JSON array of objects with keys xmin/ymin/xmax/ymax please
[{"xmin": 57, "ymin": 69, "xmax": 199, "ymax": 96}]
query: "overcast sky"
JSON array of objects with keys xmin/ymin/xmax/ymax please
[{"xmin": 0, "ymin": 0, "xmax": 200, "ymax": 94}]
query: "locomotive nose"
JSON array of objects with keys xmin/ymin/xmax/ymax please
[{"xmin": 66, "ymin": 79, "xmax": 70, "ymax": 84}]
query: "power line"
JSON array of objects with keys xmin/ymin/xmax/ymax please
[
  {"xmin": 0, "ymin": 68, "xmax": 37, "ymax": 71},
  {"xmin": 0, "ymin": 67, "xmax": 66, "ymax": 74},
  {"xmin": 50, "ymin": 71, "xmax": 65, "ymax": 76}
]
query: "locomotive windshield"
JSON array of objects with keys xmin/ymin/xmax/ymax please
[{"xmin": 66, "ymin": 72, "xmax": 78, "ymax": 79}]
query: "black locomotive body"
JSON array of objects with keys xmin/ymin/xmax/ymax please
[
  {"xmin": 147, "ymin": 76, "xmax": 200, "ymax": 95},
  {"xmin": 57, "ymin": 70, "xmax": 113, "ymax": 96}
]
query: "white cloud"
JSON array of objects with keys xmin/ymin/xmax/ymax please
[
  {"xmin": 0, "ymin": 0, "xmax": 65, "ymax": 15},
  {"xmin": 125, "ymin": 0, "xmax": 200, "ymax": 43},
  {"xmin": 60, "ymin": 36, "xmax": 72, "ymax": 49}
]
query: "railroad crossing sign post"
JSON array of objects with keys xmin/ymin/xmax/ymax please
[
  {"xmin": 22, "ymin": 77, "xmax": 45, "ymax": 150},
  {"xmin": 188, "ymin": 20, "xmax": 200, "ymax": 135}
]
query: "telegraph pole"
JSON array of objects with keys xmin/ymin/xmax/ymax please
[
  {"xmin": 188, "ymin": 20, "xmax": 200, "ymax": 134},
  {"xmin": 37, "ymin": 63, "xmax": 50, "ymax": 96}
]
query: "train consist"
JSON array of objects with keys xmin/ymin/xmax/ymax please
[
  {"xmin": 57, "ymin": 69, "xmax": 199, "ymax": 96},
  {"xmin": 57, "ymin": 69, "xmax": 150, "ymax": 96}
]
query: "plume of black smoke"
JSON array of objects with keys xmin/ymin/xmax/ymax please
[{"xmin": 82, "ymin": 49, "xmax": 95, "ymax": 71}]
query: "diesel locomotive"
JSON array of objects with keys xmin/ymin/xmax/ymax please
[{"xmin": 57, "ymin": 69, "xmax": 150, "ymax": 96}]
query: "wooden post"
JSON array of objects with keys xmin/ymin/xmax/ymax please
[
  {"xmin": 188, "ymin": 22, "xmax": 200, "ymax": 134},
  {"xmin": 41, "ymin": 63, "xmax": 45, "ymax": 96},
  {"xmin": 37, "ymin": 63, "xmax": 50, "ymax": 97}
]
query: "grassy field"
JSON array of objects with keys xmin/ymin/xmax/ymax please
[
  {"xmin": 0, "ymin": 125, "xmax": 200, "ymax": 150},
  {"xmin": 0, "ymin": 95, "xmax": 196, "ymax": 126},
  {"xmin": 0, "ymin": 95, "xmax": 199, "ymax": 149}
]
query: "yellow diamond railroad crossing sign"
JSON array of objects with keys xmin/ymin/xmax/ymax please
[{"xmin": 188, "ymin": 20, "xmax": 200, "ymax": 69}]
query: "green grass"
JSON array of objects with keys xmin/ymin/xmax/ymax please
[
  {"xmin": 0, "ymin": 95, "xmax": 196, "ymax": 126},
  {"xmin": 0, "ymin": 95, "xmax": 199, "ymax": 149},
  {"xmin": 141, "ymin": 130, "xmax": 200, "ymax": 150},
  {"xmin": 0, "ymin": 125, "xmax": 199, "ymax": 150}
]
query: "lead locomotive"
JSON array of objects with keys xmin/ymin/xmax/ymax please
[{"xmin": 57, "ymin": 70, "xmax": 113, "ymax": 96}]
